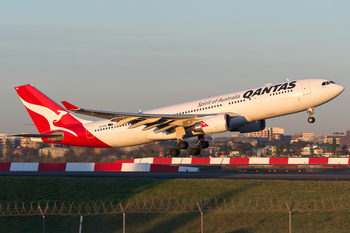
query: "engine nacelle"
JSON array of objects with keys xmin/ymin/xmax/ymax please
[
  {"xmin": 236, "ymin": 120, "xmax": 266, "ymax": 133},
  {"xmin": 190, "ymin": 114, "xmax": 230, "ymax": 134}
]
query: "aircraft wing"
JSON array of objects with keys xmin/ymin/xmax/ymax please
[{"xmin": 61, "ymin": 101, "xmax": 240, "ymax": 133}]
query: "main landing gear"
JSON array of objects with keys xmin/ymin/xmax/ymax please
[
  {"xmin": 307, "ymin": 107, "xmax": 315, "ymax": 123},
  {"xmin": 190, "ymin": 139, "xmax": 209, "ymax": 156},
  {"xmin": 169, "ymin": 137, "xmax": 210, "ymax": 157},
  {"xmin": 169, "ymin": 140, "xmax": 189, "ymax": 157}
]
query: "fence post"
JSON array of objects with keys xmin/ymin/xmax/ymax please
[
  {"xmin": 197, "ymin": 202, "xmax": 207, "ymax": 233},
  {"xmin": 285, "ymin": 201, "xmax": 295, "ymax": 233},
  {"xmin": 120, "ymin": 203, "xmax": 129, "ymax": 233},
  {"xmin": 79, "ymin": 216, "xmax": 83, "ymax": 233},
  {"xmin": 38, "ymin": 205, "xmax": 48, "ymax": 233}
]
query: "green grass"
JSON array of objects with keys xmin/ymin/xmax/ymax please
[{"xmin": 1, "ymin": 177, "xmax": 350, "ymax": 232}]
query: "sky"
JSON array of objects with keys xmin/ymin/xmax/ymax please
[{"xmin": 1, "ymin": 1, "xmax": 349, "ymax": 137}]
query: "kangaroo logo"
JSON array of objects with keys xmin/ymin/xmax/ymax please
[{"xmin": 20, "ymin": 98, "xmax": 78, "ymax": 137}]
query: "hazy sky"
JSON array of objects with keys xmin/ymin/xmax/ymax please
[{"xmin": 1, "ymin": 1, "xmax": 349, "ymax": 137}]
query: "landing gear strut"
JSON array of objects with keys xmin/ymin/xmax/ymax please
[{"xmin": 307, "ymin": 107, "xmax": 315, "ymax": 123}]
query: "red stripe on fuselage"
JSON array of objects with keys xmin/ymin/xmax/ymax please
[{"xmin": 43, "ymin": 124, "xmax": 111, "ymax": 148}]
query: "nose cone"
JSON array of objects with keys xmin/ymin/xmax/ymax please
[
  {"xmin": 336, "ymin": 84, "xmax": 345, "ymax": 95},
  {"xmin": 329, "ymin": 83, "xmax": 345, "ymax": 100}
]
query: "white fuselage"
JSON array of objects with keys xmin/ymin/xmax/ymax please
[{"xmin": 83, "ymin": 78, "xmax": 344, "ymax": 147}]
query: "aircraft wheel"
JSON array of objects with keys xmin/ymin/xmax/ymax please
[
  {"xmin": 190, "ymin": 148, "xmax": 201, "ymax": 156},
  {"xmin": 200, "ymin": 141, "xmax": 209, "ymax": 149},
  {"xmin": 178, "ymin": 141, "xmax": 189, "ymax": 150},
  {"xmin": 169, "ymin": 148, "xmax": 180, "ymax": 157},
  {"xmin": 308, "ymin": 117, "xmax": 315, "ymax": 123}
]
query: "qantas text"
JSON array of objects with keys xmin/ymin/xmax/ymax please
[{"xmin": 243, "ymin": 81, "xmax": 297, "ymax": 99}]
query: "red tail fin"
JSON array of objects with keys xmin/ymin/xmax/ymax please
[{"xmin": 15, "ymin": 84, "xmax": 83, "ymax": 134}]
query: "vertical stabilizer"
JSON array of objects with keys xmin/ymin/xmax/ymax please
[{"xmin": 15, "ymin": 84, "xmax": 84, "ymax": 135}]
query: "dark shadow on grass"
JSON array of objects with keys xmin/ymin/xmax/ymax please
[
  {"xmin": 139, "ymin": 181, "xmax": 257, "ymax": 233},
  {"xmin": 0, "ymin": 177, "xmax": 168, "ymax": 201},
  {"xmin": 227, "ymin": 229, "xmax": 254, "ymax": 233}
]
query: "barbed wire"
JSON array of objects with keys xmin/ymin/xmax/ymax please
[{"xmin": 1, "ymin": 195, "xmax": 350, "ymax": 217}]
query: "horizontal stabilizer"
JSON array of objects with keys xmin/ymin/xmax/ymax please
[
  {"xmin": 61, "ymin": 101, "xmax": 79, "ymax": 111},
  {"xmin": 10, "ymin": 133, "xmax": 63, "ymax": 138}
]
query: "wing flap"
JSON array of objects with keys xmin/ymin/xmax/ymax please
[
  {"xmin": 154, "ymin": 125, "xmax": 174, "ymax": 134},
  {"xmin": 128, "ymin": 118, "xmax": 162, "ymax": 129}
]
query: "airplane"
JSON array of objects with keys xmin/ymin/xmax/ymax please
[{"xmin": 12, "ymin": 78, "xmax": 344, "ymax": 156}]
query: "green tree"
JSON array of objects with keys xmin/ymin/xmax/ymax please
[
  {"xmin": 4, "ymin": 139, "xmax": 13, "ymax": 157},
  {"xmin": 235, "ymin": 142, "xmax": 252, "ymax": 156},
  {"xmin": 286, "ymin": 142, "xmax": 290, "ymax": 155},
  {"xmin": 256, "ymin": 143, "xmax": 266, "ymax": 148},
  {"xmin": 219, "ymin": 142, "xmax": 231, "ymax": 156},
  {"xmin": 310, "ymin": 142, "xmax": 314, "ymax": 156},
  {"xmin": 292, "ymin": 140, "xmax": 308, "ymax": 150},
  {"xmin": 332, "ymin": 138, "xmax": 337, "ymax": 155},
  {"xmin": 277, "ymin": 142, "xmax": 283, "ymax": 156},
  {"xmin": 341, "ymin": 145, "xmax": 348, "ymax": 155}
]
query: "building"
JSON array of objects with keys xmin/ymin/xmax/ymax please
[
  {"xmin": 0, "ymin": 134, "xmax": 21, "ymax": 155},
  {"xmin": 291, "ymin": 133, "xmax": 315, "ymax": 143},
  {"xmin": 301, "ymin": 133, "xmax": 314, "ymax": 141},
  {"xmin": 248, "ymin": 127, "xmax": 284, "ymax": 141},
  {"xmin": 324, "ymin": 133, "xmax": 345, "ymax": 144},
  {"xmin": 39, "ymin": 146, "xmax": 70, "ymax": 158},
  {"xmin": 340, "ymin": 130, "xmax": 350, "ymax": 148},
  {"xmin": 301, "ymin": 145, "xmax": 322, "ymax": 156}
]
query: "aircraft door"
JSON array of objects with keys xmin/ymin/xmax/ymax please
[
  {"xmin": 253, "ymin": 95, "xmax": 261, "ymax": 104},
  {"xmin": 302, "ymin": 81, "xmax": 311, "ymax": 95}
]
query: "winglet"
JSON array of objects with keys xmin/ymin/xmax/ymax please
[{"xmin": 61, "ymin": 101, "xmax": 80, "ymax": 111}]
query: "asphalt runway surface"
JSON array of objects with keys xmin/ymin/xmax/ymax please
[{"xmin": 1, "ymin": 171, "xmax": 350, "ymax": 180}]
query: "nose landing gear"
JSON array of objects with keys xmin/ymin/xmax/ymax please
[{"xmin": 307, "ymin": 107, "xmax": 315, "ymax": 123}]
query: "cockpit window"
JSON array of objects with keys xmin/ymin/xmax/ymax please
[{"xmin": 322, "ymin": 81, "xmax": 335, "ymax": 86}]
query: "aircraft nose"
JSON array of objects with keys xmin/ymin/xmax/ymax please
[{"xmin": 337, "ymin": 84, "xmax": 345, "ymax": 94}]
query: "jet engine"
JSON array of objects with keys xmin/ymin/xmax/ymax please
[
  {"xmin": 188, "ymin": 114, "xmax": 266, "ymax": 135},
  {"xmin": 189, "ymin": 114, "xmax": 230, "ymax": 134},
  {"xmin": 232, "ymin": 120, "xmax": 266, "ymax": 133}
]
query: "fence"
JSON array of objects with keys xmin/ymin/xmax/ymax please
[{"xmin": 2, "ymin": 195, "xmax": 350, "ymax": 217}]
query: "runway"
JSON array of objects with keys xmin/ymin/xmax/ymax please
[{"xmin": 1, "ymin": 171, "xmax": 350, "ymax": 180}]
